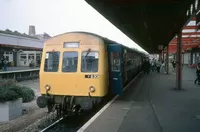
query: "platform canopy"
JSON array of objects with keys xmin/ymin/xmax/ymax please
[
  {"xmin": 85, "ymin": 0, "xmax": 198, "ymax": 53},
  {"xmin": 167, "ymin": 17, "xmax": 200, "ymax": 54}
]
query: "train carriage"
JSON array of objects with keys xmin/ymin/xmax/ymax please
[{"xmin": 37, "ymin": 31, "xmax": 145, "ymax": 116}]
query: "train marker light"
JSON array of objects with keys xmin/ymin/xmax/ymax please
[
  {"xmin": 45, "ymin": 85, "xmax": 51, "ymax": 91},
  {"xmin": 89, "ymin": 86, "xmax": 95, "ymax": 93}
]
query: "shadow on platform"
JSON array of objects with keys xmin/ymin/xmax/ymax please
[{"xmin": 85, "ymin": 66, "xmax": 200, "ymax": 132}]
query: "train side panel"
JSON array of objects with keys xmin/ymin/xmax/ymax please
[{"xmin": 121, "ymin": 46, "xmax": 142, "ymax": 85}]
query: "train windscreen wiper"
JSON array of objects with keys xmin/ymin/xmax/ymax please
[{"xmin": 84, "ymin": 48, "xmax": 91, "ymax": 59}]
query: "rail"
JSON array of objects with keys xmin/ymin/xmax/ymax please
[{"xmin": 40, "ymin": 117, "xmax": 64, "ymax": 132}]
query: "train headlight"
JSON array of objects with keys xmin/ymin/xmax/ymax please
[
  {"xmin": 45, "ymin": 85, "xmax": 51, "ymax": 91},
  {"xmin": 89, "ymin": 86, "xmax": 95, "ymax": 93}
]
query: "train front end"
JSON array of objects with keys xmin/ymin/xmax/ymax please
[{"xmin": 37, "ymin": 32, "xmax": 109, "ymax": 115}]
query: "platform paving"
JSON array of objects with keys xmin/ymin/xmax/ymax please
[{"xmin": 84, "ymin": 66, "xmax": 200, "ymax": 132}]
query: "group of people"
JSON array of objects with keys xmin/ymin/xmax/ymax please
[
  {"xmin": 142, "ymin": 58, "xmax": 167, "ymax": 75},
  {"xmin": 141, "ymin": 58, "xmax": 200, "ymax": 86},
  {"xmin": 0, "ymin": 57, "xmax": 8, "ymax": 71}
]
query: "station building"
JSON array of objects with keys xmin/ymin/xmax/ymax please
[{"xmin": 0, "ymin": 26, "xmax": 51, "ymax": 67}]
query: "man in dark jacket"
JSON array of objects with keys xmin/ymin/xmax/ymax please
[{"xmin": 144, "ymin": 59, "xmax": 150, "ymax": 75}]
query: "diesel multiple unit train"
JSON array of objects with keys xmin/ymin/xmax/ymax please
[{"xmin": 37, "ymin": 31, "xmax": 146, "ymax": 116}]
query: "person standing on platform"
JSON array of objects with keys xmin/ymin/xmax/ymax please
[
  {"xmin": 195, "ymin": 63, "xmax": 200, "ymax": 85},
  {"xmin": 144, "ymin": 59, "xmax": 150, "ymax": 75},
  {"xmin": 156, "ymin": 60, "xmax": 161, "ymax": 73},
  {"xmin": 3, "ymin": 58, "xmax": 7, "ymax": 71},
  {"xmin": 151, "ymin": 58, "xmax": 156, "ymax": 72},
  {"xmin": 160, "ymin": 60, "xmax": 166, "ymax": 74},
  {"xmin": 0, "ymin": 58, "xmax": 3, "ymax": 71}
]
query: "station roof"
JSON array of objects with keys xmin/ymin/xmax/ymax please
[
  {"xmin": 0, "ymin": 32, "xmax": 44, "ymax": 50},
  {"xmin": 168, "ymin": 18, "xmax": 200, "ymax": 54},
  {"xmin": 85, "ymin": 0, "xmax": 196, "ymax": 53},
  {"xmin": 0, "ymin": 29, "xmax": 39, "ymax": 39}
]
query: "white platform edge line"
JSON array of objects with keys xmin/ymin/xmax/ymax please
[
  {"xmin": 77, "ymin": 72, "xmax": 142, "ymax": 132},
  {"xmin": 0, "ymin": 69, "xmax": 40, "ymax": 74}
]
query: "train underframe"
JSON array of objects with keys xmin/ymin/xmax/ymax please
[{"xmin": 37, "ymin": 94, "xmax": 103, "ymax": 117}]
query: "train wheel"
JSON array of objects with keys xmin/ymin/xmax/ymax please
[
  {"xmin": 56, "ymin": 104, "xmax": 62, "ymax": 118},
  {"xmin": 92, "ymin": 100, "xmax": 98, "ymax": 111},
  {"xmin": 61, "ymin": 96, "xmax": 68, "ymax": 117}
]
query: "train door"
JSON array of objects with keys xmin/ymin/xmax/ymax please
[
  {"xmin": 107, "ymin": 44, "xmax": 123, "ymax": 95},
  {"xmin": 123, "ymin": 49, "xmax": 128, "ymax": 85}
]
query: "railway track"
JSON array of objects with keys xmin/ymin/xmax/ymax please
[
  {"xmin": 38, "ymin": 96, "xmax": 113, "ymax": 132},
  {"xmin": 40, "ymin": 117, "xmax": 64, "ymax": 132}
]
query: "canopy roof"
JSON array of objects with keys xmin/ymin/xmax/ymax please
[{"xmin": 86, "ymin": 0, "xmax": 197, "ymax": 53}]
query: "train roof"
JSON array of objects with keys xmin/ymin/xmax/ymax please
[{"xmin": 51, "ymin": 31, "xmax": 146, "ymax": 55}]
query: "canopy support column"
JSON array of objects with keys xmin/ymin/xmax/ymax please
[
  {"xmin": 176, "ymin": 33, "xmax": 182, "ymax": 90},
  {"xmin": 166, "ymin": 46, "xmax": 169, "ymax": 74}
]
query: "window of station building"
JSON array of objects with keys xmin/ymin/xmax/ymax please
[
  {"xmin": 20, "ymin": 54, "xmax": 27, "ymax": 61},
  {"xmin": 62, "ymin": 52, "xmax": 78, "ymax": 72},
  {"xmin": 36, "ymin": 54, "xmax": 41, "ymax": 61},
  {"xmin": 44, "ymin": 52, "xmax": 60, "ymax": 72},
  {"xmin": 28, "ymin": 54, "xmax": 34, "ymax": 60},
  {"xmin": 81, "ymin": 51, "xmax": 99, "ymax": 72}
]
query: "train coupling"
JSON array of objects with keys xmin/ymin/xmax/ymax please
[{"xmin": 72, "ymin": 104, "xmax": 82, "ymax": 114}]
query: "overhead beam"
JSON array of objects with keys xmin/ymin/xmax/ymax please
[
  {"xmin": 170, "ymin": 40, "xmax": 200, "ymax": 44},
  {"xmin": 182, "ymin": 32, "xmax": 200, "ymax": 35},
  {"xmin": 170, "ymin": 38, "xmax": 200, "ymax": 43},
  {"xmin": 169, "ymin": 43, "xmax": 200, "ymax": 45},
  {"xmin": 183, "ymin": 26, "xmax": 198, "ymax": 30},
  {"xmin": 169, "ymin": 44, "xmax": 199, "ymax": 47}
]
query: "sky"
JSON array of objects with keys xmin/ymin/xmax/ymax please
[{"xmin": 0, "ymin": 0, "xmax": 148, "ymax": 53}]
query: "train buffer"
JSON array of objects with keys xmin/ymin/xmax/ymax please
[{"xmin": 78, "ymin": 66, "xmax": 200, "ymax": 132}]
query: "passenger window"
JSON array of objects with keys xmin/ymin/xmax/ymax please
[
  {"xmin": 44, "ymin": 52, "xmax": 60, "ymax": 72},
  {"xmin": 111, "ymin": 52, "xmax": 120, "ymax": 72},
  {"xmin": 81, "ymin": 51, "xmax": 99, "ymax": 72},
  {"xmin": 62, "ymin": 52, "xmax": 78, "ymax": 72}
]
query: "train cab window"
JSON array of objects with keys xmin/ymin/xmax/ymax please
[
  {"xmin": 44, "ymin": 52, "xmax": 60, "ymax": 72},
  {"xmin": 110, "ymin": 52, "xmax": 120, "ymax": 72},
  {"xmin": 81, "ymin": 51, "xmax": 99, "ymax": 72},
  {"xmin": 62, "ymin": 52, "xmax": 78, "ymax": 72}
]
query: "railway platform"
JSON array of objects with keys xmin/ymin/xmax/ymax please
[
  {"xmin": 0, "ymin": 66, "xmax": 39, "ymax": 73},
  {"xmin": 0, "ymin": 66, "xmax": 40, "ymax": 80},
  {"xmin": 78, "ymin": 66, "xmax": 200, "ymax": 132}
]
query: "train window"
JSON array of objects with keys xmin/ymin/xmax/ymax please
[
  {"xmin": 44, "ymin": 52, "xmax": 60, "ymax": 72},
  {"xmin": 62, "ymin": 52, "xmax": 78, "ymax": 72},
  {"xmin": 81, "ymin": 51, "xmax": 98, "ymax": 72},
  {"xmin": 111, "ymin": 52, "xmax": 120, "ymax": 72}
]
